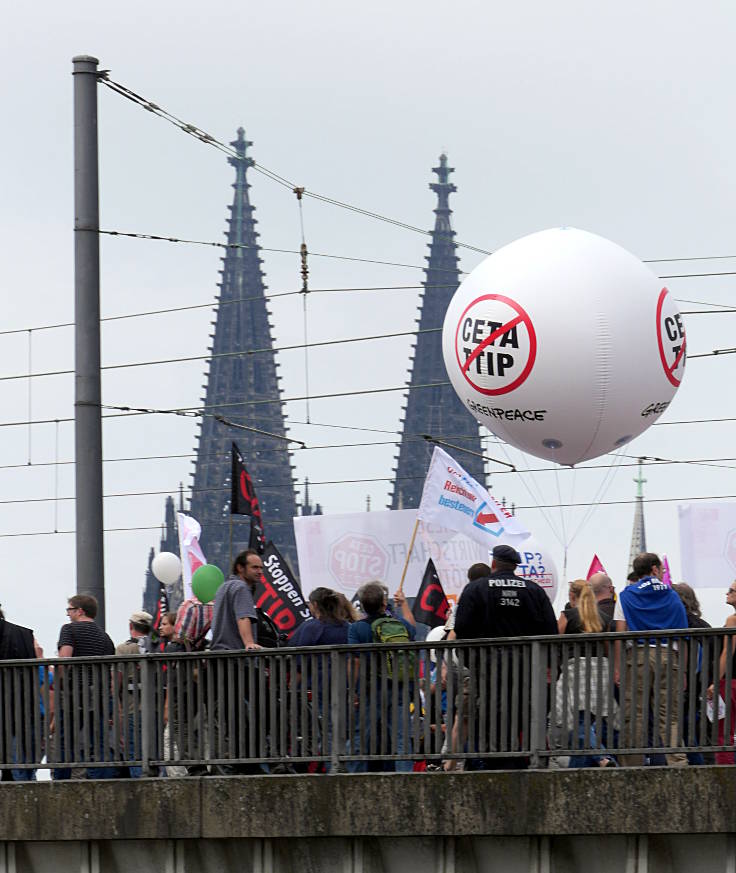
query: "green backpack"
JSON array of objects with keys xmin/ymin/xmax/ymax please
[{"xmin": 370, "ymin": 616, "xmax": 416, "ymax": 683}]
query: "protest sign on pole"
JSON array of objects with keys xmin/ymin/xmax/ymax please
[
  {"xmin": 177, "ymin": 512, "xmax": 207, "ymax": 601},
  {"xmin": 417, "ymin": 446, "xmax": 530, "ymax": 549}
]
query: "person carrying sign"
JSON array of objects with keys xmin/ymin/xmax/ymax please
[{"xmin": 347, "ymin": 582, "xmax": 416, "ymax": 772}]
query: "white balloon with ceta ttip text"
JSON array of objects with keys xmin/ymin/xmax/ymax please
[
  {"xmin": 511, "ymin": 536, "xmax": 558, "ymax": 604},
  {"xmin": 442, "ymin": 228, "xmax": 686, "ymax": 466}
]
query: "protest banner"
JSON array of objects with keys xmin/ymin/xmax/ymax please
[
  {"xmin": 254, "ymin": 541, "xmax": 310, "ymax": 639},
  {"xmin": 295, "ymin": 509, "xmax": 491, "ymax": 600},
  {"xmin": 679, "ymin": 502, "xmax": 736, "ymax": 588}
]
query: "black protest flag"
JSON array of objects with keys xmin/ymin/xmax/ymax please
[
  {"xmin": 254, "ymin": 541, "xmax": 310, "ymax": 640},
  {"xmin": 231, "ymin": 442, "xmax": 263, "ymax": 522},
  {"xmin": 412, "ymin": 559, "xmax": 450, "ymax": 628},
  {"xmin": 248, "ymin": 515, "xmax": 266, "ymax": 556},
  {"xmin": 232, "ymin": 442, "xmax": 265, "ymax": 553}
]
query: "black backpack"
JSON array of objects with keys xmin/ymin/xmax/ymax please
[{"xmin": 256, "ymin": 608, "xmax": 287, "ymax": 648}]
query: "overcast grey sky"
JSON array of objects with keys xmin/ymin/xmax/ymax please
[{"xmin": 2, "ymin": 0, "xmax": 736, "ymax": 649}]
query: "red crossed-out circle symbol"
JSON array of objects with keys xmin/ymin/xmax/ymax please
[
  {"xmin": 655, "ymin": 287, "xmax": 686, "ymax": 388},
  {"xmin": 454, "ymin": 293, "xmax": 537, "ymax": 396}
]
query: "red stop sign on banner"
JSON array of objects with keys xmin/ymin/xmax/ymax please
[{"xmin": 328, "ymin": 534, "xmax": 389, "ymax": 592}]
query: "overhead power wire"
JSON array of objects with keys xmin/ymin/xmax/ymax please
[
  {"xmin": 0, "ymin": 284, "xmax": 453, "ymax": 338},
  {"xmin": 6, "ymin": 451, "xmax": 736, "ymax": 476},
  {"xmin": 97, "ymin": 74, "xmax": 493, "ymax": 257},
  {"xmin": 3, "ymin": 409, "xmax": 736, "ymax": 433},
  {"xmin": 0, "ymin": 518, "xmax": 295, "ymax": 540},
  {"xmin": 687, "ymin": 347, "xmax": 736, "ymax": 360},
  {"xmin": 98, "ymin": 75, "xmax": 736, "ymax": 275},
  {"xmin": 95, "ymin": 229, "xmax": 736, "ymax": 281},
  {"xmin": 421, "ymin": 435, "xmax": 516, "ymax": 471},
  {"xmin": 94, "ymin": 228, "xmax": 465, "ymax": 274},
  {"xmin": 9, "ymin": 329, "xmax": 736, "ymax": 384},
  {"xmin": 0, "ymin": 290, "xmax": 729, "ymax": 341},
  {"xmin": 644, "ymin": 254, "xmax": 736, "ymax": 263},
  {"xmin": 99, "ymin": 382, "xmax": 451, "ymax": 415},
  {"xmin": 100, "ymin": 326, "xmax": 442, "ymax": 372},
  {"xmin": 9, "ymin": 478, "xmax": 736, "ymax": 508}
]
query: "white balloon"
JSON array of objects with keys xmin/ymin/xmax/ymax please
[
  {"xmin": 442, "ymin": 228, "xmax": 686, "ymax": 465},
  {"xmin": 514, "ymin": 537, "xmax": 559, "ymax": 603},
  {"xmin": 151, "ymin": 551, "xmax": 182, "ymax": 586}
]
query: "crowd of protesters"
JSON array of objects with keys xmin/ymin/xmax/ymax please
[{"xmin": 1, "ymin": 545, "xmax": 735, "ymax": 779}]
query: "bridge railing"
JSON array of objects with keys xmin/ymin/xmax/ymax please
[{"xmin": 0, "ymin": 627, "xmax": 734, "ymax": 774}]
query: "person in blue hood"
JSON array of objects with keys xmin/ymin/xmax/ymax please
[{"xmin": 614, "ymin": 552, "xmax": 688, "ymax": 766}]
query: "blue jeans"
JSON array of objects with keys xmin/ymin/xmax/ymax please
[
  {"xmin": 10, "ymin": 734, "xmax": 37, "ymax": 782},
  {"xmin": 568, "ymin": 712, "xmax": 618, "ymax": 768},
  {"xmin": 347, "ymin": 692, "xmax": 412, "ymax": 773},
  {"xmin": 52, "ymin": 710, "xmax": 120, "ymax": 780}
]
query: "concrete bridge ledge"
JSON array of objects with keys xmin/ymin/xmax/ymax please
[{"xmin": 0, "ymin": 769, "xmax": 732, "ymax": 842}]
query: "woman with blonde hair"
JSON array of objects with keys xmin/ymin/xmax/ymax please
[
  {"xmin": 554, "ymin": 579, "xmax": 617, "ymax": 767},
  {"xmin": 558, "ymin": 579, "xmax": 608, "ymax": 635}
]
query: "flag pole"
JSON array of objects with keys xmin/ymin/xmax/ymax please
[
  {"xmin": 229, "ymin": 514, "xmax": 233, "ymax": 566},
  {"xmin": 398, "ymin": 518, "xmax": 420, "ymax": 593}
]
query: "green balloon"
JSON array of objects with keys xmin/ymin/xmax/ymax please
[{"xmin": 191, "ymin": 564, "xmax": 225, "ymax": 604}]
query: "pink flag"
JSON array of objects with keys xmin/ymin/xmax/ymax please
[
  {"xmin": 662, "ymin": 555, "xmax": 673, "ymax": 587},
  {"xmin": 586, "ymin": 554, "xmax": 607, "ymax": 580},
  {"xmin": 177, "ymin": 512, "xmax": 207, "ymax": 600}
]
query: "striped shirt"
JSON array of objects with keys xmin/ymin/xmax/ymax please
[
  {"xmin": 175, "ymin": 598, "xmax": 214, "ymax": 649},
  {"xmin": 57, "ymin": 620, "xmax": 114, "ymax": 656}
]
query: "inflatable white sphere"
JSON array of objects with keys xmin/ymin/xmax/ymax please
[
  {"xmin": 442, "ymin": 228, "xmax": 686, "ymax": 465},
  {"xmin": 151, "ymin": 551, "xmax": 182, "ymax": 586},
  {"xmin": 514, "ymin": 537, "xmax": 558, "ymax": 603}
]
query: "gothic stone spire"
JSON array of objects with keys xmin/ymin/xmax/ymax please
[
  {"xmin": 188, "ymin": 128, "xmax": 299, "ymax": 573},
  {"xmin": 389, "ymin": 154, "xmax": 486, "ymax": 510},
  {"xmin": 628, "ymin": 459, "xmax": 648, "ymax": 572}
]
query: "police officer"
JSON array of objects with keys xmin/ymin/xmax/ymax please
[
  {"xmin": 453, "ymin": 544, "xmax": 557, "ymax": 770},
  {"xmin": 455, "ymin": 544, "xmax": 557, "ymax": 638}
]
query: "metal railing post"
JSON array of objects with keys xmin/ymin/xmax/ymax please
[
  {"xmin": 140, "ymin": 658, "xmax": 154, "ymax": 776},
  {"xmin": 529, "ymin": 640, "xmax": 546, "ymax": 769},
  {"xmin": 330, "ymin": 650, "xmax": 344, "ymax": 772}
]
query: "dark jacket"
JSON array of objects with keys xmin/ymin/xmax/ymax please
[
  {"xmin": 455, "ymin": 569, "xmax": 558, "ymax": 639},
  {"xmin": 0, "ymin": 618, "xmax": 34, "ymax": 660}
]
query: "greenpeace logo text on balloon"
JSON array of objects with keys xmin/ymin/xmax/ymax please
[
  {"xmin": 641, "ymin": 401, "xmax": 670, "ymax": 418},
  {"xmin": 467, "ymin": 399, "xmax": 547, "ymax": 422},
  {"xmin": 454, "ymin": 293, "xmax": 537, "ymax": 396}
]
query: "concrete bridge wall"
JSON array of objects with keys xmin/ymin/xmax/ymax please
[{"xmin": 0, "ymin": 769, "xmax": 732, "ymax": 872}]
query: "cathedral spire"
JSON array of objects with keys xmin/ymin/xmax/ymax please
[
  {"xmin": 227, "ymin": 128, "xmax": 255, "ymax": 251},
  {"xmin": 186, "ymin": 128, "xmax": 299, "ymax": 574},
  {"xmin": 429, "ymin": 153, "xmax": 457, "ymax": 238},
  {"xmin": 389, "ymin": 154, "xmax": 485, "ymax": 509},
  {"xmin": 136, "ymin": 127, "xmax": 301, "ymax": 589},
  {"xmin": 628, "ymin": 459, "xmax": 648, "ymax": 571}
]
